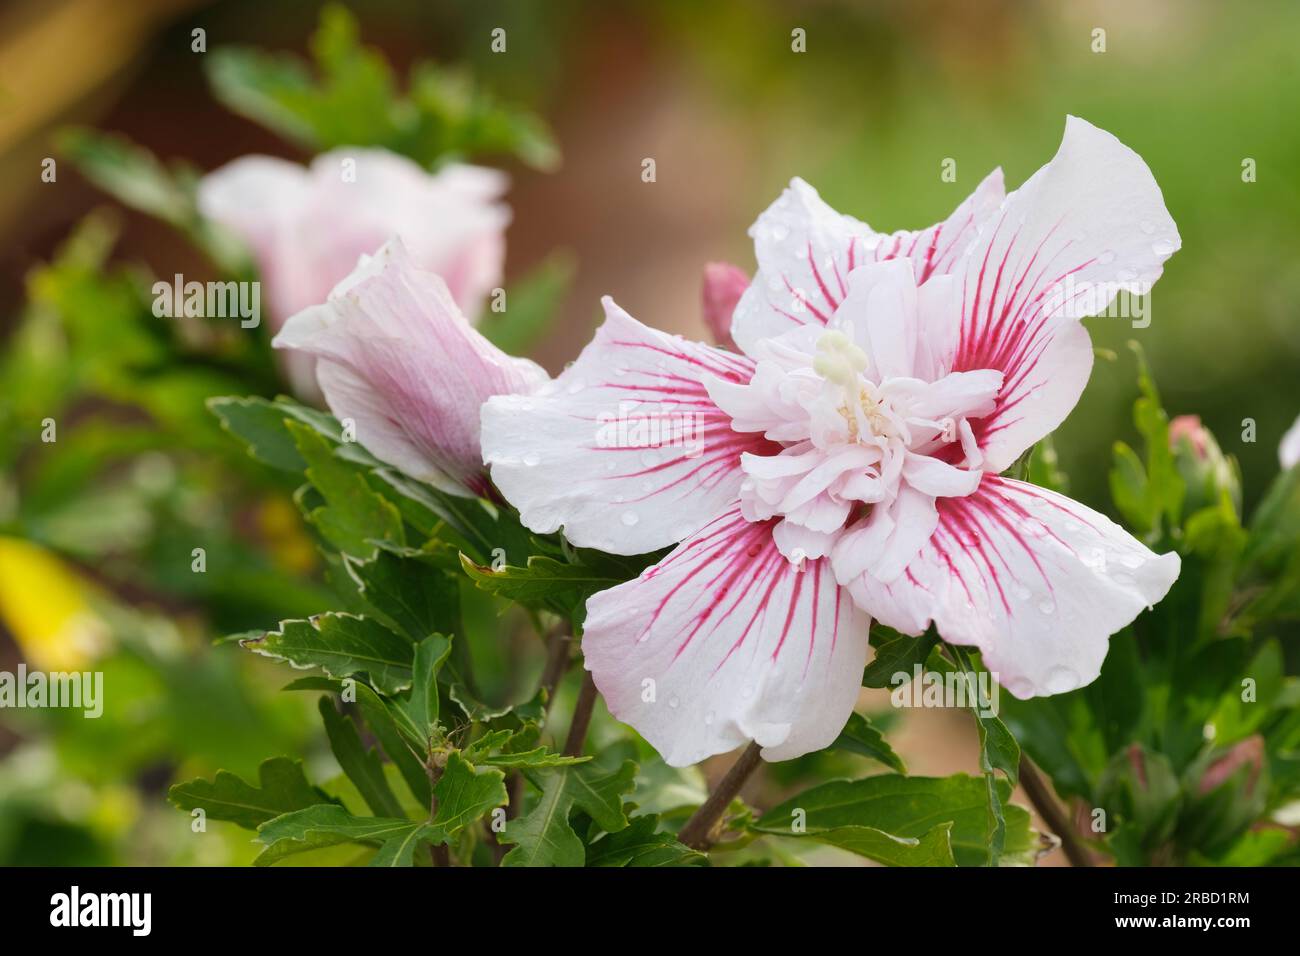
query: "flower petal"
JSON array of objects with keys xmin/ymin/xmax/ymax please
[
  {"xmin": 1280, "ymin": 413, "xmax": 1300, "ymax": 470},
  {"xmin": 582, "ymin": 509, "xmax": 870, "ymax": 766},
  {"xmin": 948, "ymin": 117, "xmax": 1181, "ymax": 471},
  {"xmin": 481, "ymin": 299, "xmax": 773, "ymax": 554},
  {"xmin": 273, "ymin": 239, "xmax": 546, "ymax": 497},
  {"xmin": 846, "ymin": 475, "xmax": 1180, "ymax": 699},
  {"xmin": 731, "ymin": 170, "xmax": 1005, "ymax": 355}
]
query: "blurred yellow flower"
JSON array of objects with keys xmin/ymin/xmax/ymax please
[{"xmin": 0, "ymin": 536, "xmax": 110, "ymax": 670}]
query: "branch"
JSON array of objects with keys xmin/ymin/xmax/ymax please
[
  {"xmin": 562, "ymin": 671, "xmax": 598, "ymax": 757},
  {"xmin": 678, "ymin": 741, "xmax": 764, "ymax": 851},
  {"xmin": 1018, "ymin": 754, "xmax": 1092, "ymax": 867}
]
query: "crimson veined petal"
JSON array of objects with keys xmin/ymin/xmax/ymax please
[
  {"xmin": 730, "ymin": 169, "xmax": 1005, "ymax": 355},
  {"xmin": 481, "ymin": 299, "xmax": 774, "ymax": 555},
  {"xmin": 582, "ymin": 508, "xmax": 870, "ymax": 766},
  {"xmin": 845, "ymin": 475, "xmax": 1180, "ymax": 699},
  {"xmin": 946, "ymin": 116, "xmax": 1182, "ymax": 472}
]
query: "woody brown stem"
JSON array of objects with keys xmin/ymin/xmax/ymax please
[
  {"xmin": 1018, "ymin": 754, "xmax": 1092, "ymax": 867},
  {"xmin": 678, "ymin": 741, "xmax": 764, "ymax": 851},
  {"xmin": 562, "ymin": 671, "xmax": 599, "ymax": 757}
]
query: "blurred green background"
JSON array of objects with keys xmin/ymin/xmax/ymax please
[{"xmin": 0, "ymin": 0, "xmax": 1296, "ymax": 864}]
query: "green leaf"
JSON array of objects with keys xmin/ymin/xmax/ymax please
[
  {"xmin": 479, "ymin": 747, "xmax": 589, "ymax": 769},
  {"xmin": 460, "ymin": 553, "xmax": 621, "ymax": 620},
  {"xmin": 207, "ymin": 395, "xmax": 309, "ymax": 472},
  {"xmin": 1025, "ymin": 434, "xmax": 1069, "ymax": 493},
  {"xmin": 808, "ymin": 823, "xmax": 956, "ymax": 866},
  {"xmin": 256, "ymin": 804, "xmax": 434, "ymax": 867},
  {"xmin": 862, "ymin": 631, "xmax": 937, "ymax": 688},
  {"xmin": 429, "ymin": 752, "xmax": 507, "ymax": 839},
  {"xmin": 289, "ymin": 420, "xmax": 404, "ymax": 559},
  {"xmin": 501, "ymin": 759, "xmax": 637, "ymax": 866},
  {"xmin": 584, "ymin": 814, "xmax": 708, "ymax": 867},
  {"xmin": 950, "ymin": 645, "xmax": 1020, "ymax": 865},
  {"xmin": 205, "ymin": 4, "xmax": 558, "ymax": 170},
  {"xmin": 345, "ymin": 545, "xmax": 459, "ymax": 642},
  {"xmin": 390, "ymin": 634, "xmax": 454, "ymax": 748},
  {"xmin": 755, "ymin": 773, "xmax": 1033, "ymax": 868},
  {"xmin": 831, "ymin": 712, "xmax": 906, "ymax": 773},
  {"xmin": 318, "ymin": 697, "xmax": 405, "ymax": 818},
  {"xmin": 478, "ymin": 253, "xmax": 575, "ymax": 354},
  {"xmin": 56, "ymin": 128, "xmax": 247, "ymax": 273},
  {"xmin": 1108, "ymin": 342, "xmax": 1185, "ymax": 540},
  {"xmin": 353, "ymin": 683, "xmax": 431, "ymax": 808},
  {"xmin": 244, "ymin": 612, "xmax": 414, "ymax": 695},
  {"xmin": 167, "ymin": 757, "xmax": 332, "ymax": 830}
]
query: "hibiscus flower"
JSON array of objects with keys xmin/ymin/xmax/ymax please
[
  {"xmin": 200, "ymin": 149, "xmax": 509, "ymax": 395},
  {"xmin": 482, "ymin": 117, "xmax": 1183, "ymax": 767}
]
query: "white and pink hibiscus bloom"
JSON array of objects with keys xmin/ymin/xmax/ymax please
[
  {"xmin": 274, "ymin": 238, "xmax": 547, "ymax": 498},
  {"xmin": 482, "ymin": 117, "xmax": 1183, "ymax": 767},
  {"xmin": 199, "ymin": 149, "xmax": 509, "ymax": 395}
]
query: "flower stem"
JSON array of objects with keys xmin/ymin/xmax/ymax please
[
  {"xmin": 1018, "ymin": 754, "xmax": 1092, "ymax": 867},
  {"xmin": 562, "ymin": 671, "xmax": 599, "ymax": 757},
  {"xmin": 678, "ymin": 741, "xmax": 764, "ymax": 851}
]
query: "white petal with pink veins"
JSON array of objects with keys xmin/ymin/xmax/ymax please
[
  {"xmin": 846, "ymin": 475, "xmax": 1180, "ymax": 699},
  {"xmin": 582, "ymin": 509, "xmax": 870, "ymax": 766},
  {"xmin": 731, "ymin": 170, "xmax": 1005, "ymax": 355},
  {"xmin": 481, "ymin": 299, "xmax": 773, "ymax": 555},
  {"xmin": 946, "ymin": 116, "xmax": 1181, "ymax": 472}
]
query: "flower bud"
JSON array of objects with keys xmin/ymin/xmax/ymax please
[
  {"xmin": 701, "ymin": 262, "xmax": 748, "ymax": 350},
  {"xmin": 1097, "ymin": 743, "xmax": 1181, "ymax": 849},
  {"xmin": 1169, "ymin": 415, "xmax": 1241, "ymax": 518},
  {"xmin": 1179, "ymin": 736, "xmax": 1268, "ymax": 858}
]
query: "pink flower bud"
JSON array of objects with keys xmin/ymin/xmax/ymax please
[
  {"xmin": 701, "ymin": 262, "xmax": 748, "ymax": 350},
  {"xmin": 1198, "ymin": 735, "xmax": 1264, "ymax": 797},
  {"xmin": 272, "ymin": 238, "xmax": 547, "ymax": 498},
  {"xmin": 1169, "ymin": 414, "xmax": 1207, "ymax": 459}
]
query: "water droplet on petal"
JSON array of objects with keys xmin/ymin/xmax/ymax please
[
  {"xmin": 1140, "ymin": 219, "xmax": 1156, "ymax": 235},
  {"xmin": 621, "ymin": 511, "xmax": 640, "ymax": 527},
  {"xmin": 522, "ymin": 452, "xmax": 541, "ymax": 467},
  {"xmin": 668, "ymin": 695, "xmax": 680, "ymax": 709},
  {"xmin": 1045, "ymin": 666, "xmax": 1078, "ymax": 694},
  {"xmin": 1038, "ymin": 599, "xmax": 1056, "ymax": 615},
  {"xmin": 1120, "ymin": 553, "xmax": 1145, "ymax": 569},
  {"xmin": 1152, "ymin": 238, "xmax": 1177, "ymax": 256}
]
